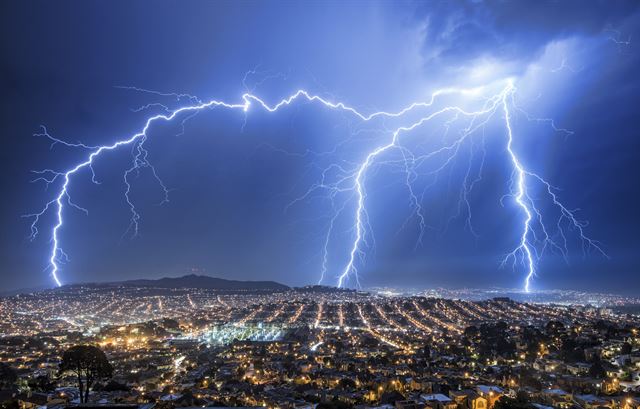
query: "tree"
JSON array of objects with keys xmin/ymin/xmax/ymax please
[
  {"xmin": 161, "ymin": 318, "xmax": 180, "ymax": 330},
  {"xmin": 518, "ymin": 367, "xmax": 542, "ymax": 390},
  {"xmin": 561, "ymin": 337, "xmax": 585, "ymax": 363},
  {"xmin": 0, "ymin": 362, "xmax": 17, "ymax": 389},
  {"xmin": 27, "ymin": 375, "xmax": 56, "ymax": 392},
  {"xmin": 546, "ymin": 320, "xmax": 565, "ymax": 334},
  {"xmin": 0, "ymin": 400, "xmax": 18, "ymax": 409},
  {"xmin": 421, "ymin": 344, "xmax": 431, "ymax": 358},
  {"xmin": 380, "ymin": 390, "xmax": 406, "ymax": 405},
  {"xmin": 464, "ymin": 325, "xmax": 480, "ymax": 339},
  {"xmin": 494, "ymin": 391, "xmax": 533, "ymax": 409},
  {"xmin": 316, "ymin": 401, "xmax": 351, "ymax": 409},
  {"xmin": 100, "ymin": 380, "xmax": 130, "ymax": 392},
  {"xmin": 59, "ymin": 345, "xmax": 113, "ymax": 403},
  {"xmin": 339, "ymin": 378, "xmax": 356, "ymax": 389},
  {"xmin": 589, "ymin": 359, "xmax": 606, "ymax": 379}
]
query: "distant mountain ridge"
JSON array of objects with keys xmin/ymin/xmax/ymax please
[
  {"xmin": 116, "ymin": 274, "xmax": 290, "ymax": 291},
  {"xmin": 1, "ymin": 276, "xmax": 352, "ymax": 297},
  {"xmin": 0, "ymin": 285, "xmax": 51, "ymax": 297}
]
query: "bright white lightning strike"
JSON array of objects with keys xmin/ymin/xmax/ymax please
[{"xmin": 25, "ymin": 80, "xmax": 604, "ymax": 291}]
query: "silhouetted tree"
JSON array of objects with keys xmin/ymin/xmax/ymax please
[
  {"xmin": 560, "ymin": 337, "xmax": 585, "ymax": 362},
  {"xmin": 27, "ymin": 375, "xmax": 56, "ymax": 392},
  {"xmin": 339, "ymin": 378, "xmax": 356, "ymax": 389},
  {"xmin": 422, "ymin": 344, "xmax": 431, "ymax": 358},
  {"xmin": 494, "ymin": 391, "xmax": 533, "ymax": 409},
  {"xmin": 0, "ymin": 363, "xmax": 17, "ymax": 389},
  {"xmin": 161, "ymin": 318, "xmax": 180, "ymax": 330},
  {"xmin": 59, "ymin": 345, "xmax": 113, "ymax": 403},
  {"xmin": 519, "ymin": 367, "xmax": 542, "ymax": 390},
  {"xmin": 0, "ymin": 400, "xmax": 18, "ymax": 409},
  {"xmin": 316, "ymin": 400, "xmax": 351, "ymax": 409},
  {"xmin": 464, "ymin": 325, "xmax": 479, "ymax": 339},
  {"xmin": 589, "ymin": 358, "xmax": 606, "ymax": 379},
  {"xmin": 100, "ymin": 380, "xmax": 130, "ymax": 392},
  {"xmin": 380, "ymin": 390, "xmax": 406, "ymax": 405},
  {"xmin": 546, "ymin": 320, "xmax": 565, "ymax": 333}
]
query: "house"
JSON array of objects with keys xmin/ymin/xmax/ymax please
[
  {"xmin": 531, "ymin": 404, "xmax": 554, "ymax": 409},
  {"xmin": 475, "ymin": 386, "xmax": 503, "ymax": 409},
  {"xmin": 449, "ymin": 390, "xmax": 487, "ymax": 409},
  {"xmin": 396, "ymin": 400, "xmax": 425, "ymax": 409},
  {"xmin": 449, "ymin": 390, "xmax": 470, "ymax": 406},
  {"xmin": 566, "ymin": 363, "xmax": 590, "ymax": 376},
  {"xmin": 420, "ymin": 393, "xmax": 457, "ymax": 409},
  {"xmin": 622, "ymin": 397, "xmax": 640, "ymax": 409},
  {"xmin": 16, "ymin": 392, "xmax": 49, "ymax": 409},
  {"xmin": 574, "ymin": 394, "xmax": 611, "ymax": 409},
  {"xmin": 541, "ymin": 389, "xmax": 572, "ymax": 409},
  {"xmin": 602, "ymin": 378, "xmax": 620, "ymax": 394},
  {"xmin": 466, "ymin": 392, "xmax": 488, "ymax": 409}
]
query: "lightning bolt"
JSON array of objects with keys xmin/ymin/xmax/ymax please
[
  {"xmin": 500, "ymin": 89, "xmax": 607, "ymax": 292},
  {"xmin": 25, "ymin": 79, "xmax": 605, "ymax": 291}
]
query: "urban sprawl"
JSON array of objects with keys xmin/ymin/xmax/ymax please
[{"xmin": 1, "ymin": 285, "xmax": 640, "ymax": 409}]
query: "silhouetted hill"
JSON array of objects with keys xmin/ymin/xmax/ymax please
[
  {"xmin": 0, "ymin": 285, "xmax": 51, "ymax": 297},
  {"xmin": 294, "ymin": 285, "xmax": 357, "ymax": 293},
  {"xmin": 118, "ymin": 274, "xmax": 289, "ymax": 291}
]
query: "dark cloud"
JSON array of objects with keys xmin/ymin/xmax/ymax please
[{"xmin": 413, "ymin": 0, "xmax": 639, "ymax": 68}]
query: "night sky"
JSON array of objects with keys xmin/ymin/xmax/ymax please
[{"xmin": 1, "ymin": 1, "xmax": 640, "ymax": 294}]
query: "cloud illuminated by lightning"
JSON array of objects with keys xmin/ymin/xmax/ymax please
[{"xmin": 25, "ymin": 79, "xmax": 605, "ymax": 292}]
